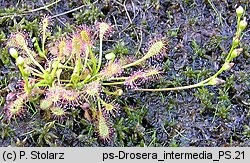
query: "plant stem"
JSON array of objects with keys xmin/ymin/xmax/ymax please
[
  {"xmin": 98, "ymin": 99, "xmax": 101, "ymax": 112},
  {"xmin": 30, "ymin": 72, "xmax": 44, "ymax": 78},
  {"xmin": 42, "ymin": 31, "xmax": 46, "ymax": 56},
  {"xmin": 107, "ymin": 77, "xmax": 128, "ymax": 81},
  {"xmin": 18, "ymin": 66, "xmax": 31, "ymax": 94},
  {"xmin": 135, "ymin": 65, "xmax": 226, "ymax": 92},
  {"xmin": 88, "ymin": 46, "xmax": 96, "ymax": 73},
  {"xmin": 102, "ymin": 81, "xmax": 124, "ymax": 86},
  {"xmin": 24, "ymin": 47, "xmax": 45, "ymax": 73},
  {"xmin": 121, "ymin": 56, "xmax": 144, "ymax": 69},
  {"xmin": 82, "ymin": 45, "xmax": 90, "ymax": 71},
  {"xmin": 59, "ymin": 64, "xmax": 74, "ymax": 69},
  {"xmin": 225, "ymin": 43, "xmax": 236, "ymax": 62},
  {"xmin": 26, "ymin": 66, "xmax": 43, "ymax": 75},
  {"xmin": 50, "ymin": 60, "xmax": 60, "ymax": 83},
  {"xmin": 97, "ymin": 37, "xmax": 103, "ymax": 73}
]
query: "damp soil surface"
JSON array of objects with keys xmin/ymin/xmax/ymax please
[{"xmin": 0, "ymin": 0, "xmax": 250, "ymax": 147}]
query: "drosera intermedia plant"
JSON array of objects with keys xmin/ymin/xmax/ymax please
[
  {"xmin": 4, "ymin": 6, "xmax": 247, "ymax": 142},
  {"xmin": 4, "ymin": 15, "xmax": 164, "ymax": 142}
]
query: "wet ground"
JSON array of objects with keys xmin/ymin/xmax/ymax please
[{"xmin": 0, "ymin": 0, "xmax": 250, "ymax": 146}]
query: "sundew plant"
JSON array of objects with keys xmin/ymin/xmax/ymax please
[{"xmin": 4, "ymin": 6, "xmax": 247, "ymax": 142}]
